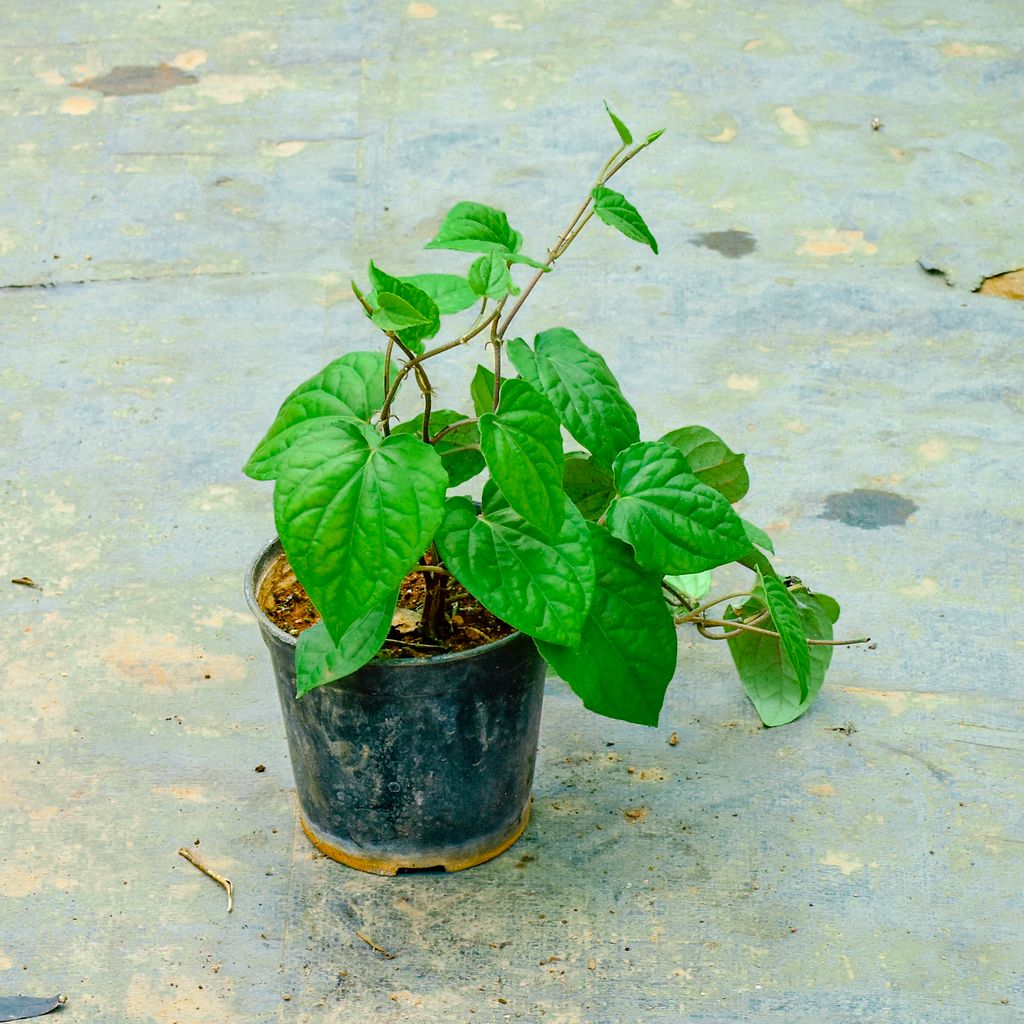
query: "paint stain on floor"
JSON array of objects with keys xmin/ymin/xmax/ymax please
[
  {"xmin": 691, "ymin": 230, "xmax": 757, "ymax": 258},
  {"xmin": 73, "ymin": 64, "xmax": 198, "ymax": 96},
  {"xmin": 977, "ymin": 268, "xmax": 1024, "ymax": 300},
  {"xmin": 821, "ymin": 489, "xmax": 918, "ymax": 529}
]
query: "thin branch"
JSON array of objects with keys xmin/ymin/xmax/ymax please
[
  {"xmin": 178, "ymin": 847, "xmax": 233, "ymax": 913},
  {"xmin": 430, "ymin": 416, "xmax": 477, "ymax": 444},
  {"xmin": 676, "ymin": 592, "xmax": 755, "ymax": 623},
  {"xmin": 356, "ymin": 931, "xmax": 396, "ymax": 959}
]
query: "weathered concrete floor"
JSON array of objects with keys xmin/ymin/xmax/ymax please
[{"xmin": 2, "ymin": 3, "xmax": 1022, "ymax": 1022}]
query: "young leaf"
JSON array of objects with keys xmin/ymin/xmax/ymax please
[
  {"xmin": 470, "ymin": 364, "xmax": 499, "ymax": 417},
  {"xmin": 759, "ymin": 570, "xmax": 810, "ymax": 702},
  {"xmin": 295, "ymin": 591, "xmax": 398, "ymax": 697},
  {"xmin": 468, "ymin": 252, "xmax": 518, "ymax": 300},
  {"xmin": 591, "ymin": 186, "xmax": 659, "ymax": 255},
  {"xmin": 366, "ymin": 262, "xmax": 440, "ymax": 352},
  {"xmin": 508, "ymin": 329, "xmax": 640, "ymax": 470},
  {"xmin": 370, "ymin": 292, "xmax": 433, "ymax": 332},
  {"xmin": 603, "ymin": 100, "xmax": 633, "ymax": 145},
  {"xmin": 741, "ymin": 518, "xmax": 775, "ymax": 554},
  {"xmin": 664, "ymin": 571, "xmax": 712, "ymax": 602},
  {"xmin": 727, "ymin": 590, "xmax": 833, "ymax": 727},
  {"xmin": 479, "ymin": 378, "xmax": 566, "ymax": 537},
  {"xmin": 401, "ymin": 273, "xmax": 479, "ymax": 314},
  {"xmin": 392, "ymin": 409, "xmax": 484, "ymax": 487},
  {"xmin": 273, "ymin": 419, "xmax": 447, "ymax": 645},
  {"xmin": 537, "ymin": 526, "xmax": 676, "ymax": 727},
  {"xmin": 506, "ymin": 253, "xmax": 551, "ymax": 271},
  {"xmin": 659, "ymin": 426, "xmax": 749, "ymax": 503},
  {"xmin": 244, "ymin": 352, "xmax": 394, "ymax": 481},
  {"xmin": 606, "ymin": 441, "xmax": 753, "ymax": 574},
  {"xmin": 563, "ymin": 453, "xmax": 615, "ymax": 521},
  {"xmin": 425, "ymin": 201, "xmax": 523, "ymax": 255},
  {"xmin": 436, "ymin": 496, "xmax": 596, "ymax": 645},
  {"xmin": 646, "ymin": 128, "xmax": 665, "ymax": 144}
]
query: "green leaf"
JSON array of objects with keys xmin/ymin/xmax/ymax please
[
  {"xmin": 470, "ymin": 364, "xmax": 499, "ymax": 417},
  {"xmin": 436, "ymin": 496, "xmax": 595, "ymax": 645},
  {"xmin": 370, "ymin": 291, "xmax": 432, "ymax": 331},
  {"xmin": 591, "ymin": 186, "xmax": 659, "ymax": 255},
  {"xmin": 393, "ymin": 410, "xmax": 484, "ymax": 487},
  {"xmin": 295, "ymin": 590, "xmax": 397, "ymax": 697},
  {"xmin": 563, "ymin": 453, "xmax": 615, "ymax": 521},
  {"xmin": 480, "ymin": 476, "xmax": 510, "ymax": 515},
  {"xmin": 603, "ymin": 100, "xmax": 633, "ymax": 145},
  {"xmin": 244, "ymin": 352, "xmax": 394, "ymax": 481},
  {"xmin": 727, "ymin": 589, "xmax": 833, "ymax": 727},
  {"xmin": 479, "ymin": 378, "xmax": 566, "ymax": 537},
  {"xmin": 273, "ymin": 418, "xmax": 447, "ymax": 645},
  {"xmin": 401, "ymin": 273, "xmax": 478, "ymax": 314},
  {"xmin": 660, "ymin": 426, "xmax": 749, "ymax": 503},
  {"xmin": 740, "ymin": 518, "xmax": 775, "ymax": 554},
  {"xmin": 536, "ymin": 526, "xmax": 676, "ymax": 726},
  {"xmin": 366, "ymin": 262, "xmax": 440, "ymax": 353},
  {"xmin": 810, "ymin": 590, "xmax": 841, "ymax": 624},
  {"xmin": 664, "ymin": 571, "xmax": 712, "ymax": 601},
  {"xmin": 646, "ymin": 128, "xmax": 665, "ymax": 144},
  {"xmin": 506, "ymin": 253, "xmax": 551, "ymax": 271},
  {"xmin": 425, "ymin": 201, "xmax": 524, "ymax": 256},
  {"xmin": 468, "ymin": 253, "xmax": 518, "ymax": 300},
  {"xmin": 759, "ymin": 570, "xmax": 811, "ymax": 702},
  {"xmin": 606, "ymin": 441, "xmax": 753, "ymax": 574},
  {"xmin": 508, "ymin": 330, "xmax": 640, "ymax": 469}
]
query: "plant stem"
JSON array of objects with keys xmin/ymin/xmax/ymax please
[
  {"xmin": 676, "ymin": 592, "xmax": 755, "ymax": 623},
  {"xmin": 693, "ymin": 616, "xmax": 870, "ymax": 646},
  {"xmin": 420, "ymin": 543, "xmax": 450, "ymax": 640},
  {"xmin": 430, "ymin": 416, "xmax": 477, "ymax": 444}
]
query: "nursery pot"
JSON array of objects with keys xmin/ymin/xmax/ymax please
[{"xmin": 245, "ymin": 538, "xmax": 547, "ymax": 875}]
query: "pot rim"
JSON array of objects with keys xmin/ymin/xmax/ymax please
[{"xmin": 244, "ymin": 536, "xmax": 528, "ymax": 667}]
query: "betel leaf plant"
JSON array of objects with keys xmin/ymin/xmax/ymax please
[{"xmin": 244, "ymin": 104, "xmax": 867, "ymax": 729}]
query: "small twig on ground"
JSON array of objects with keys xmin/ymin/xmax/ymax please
[
  {"xmin": 463, "ymin": 625, "xmax": 493, "ymax": 643},
  {"xmin": 178, "ymin": 847, "xmax": 234, "ymax": 913},
  {"xmin": 11, "ymin": 576, "xmax": 42, "ymax": 590},
  {"xmin": 356, "ymin": 931, "xmax": 396, "ymax": 959}
]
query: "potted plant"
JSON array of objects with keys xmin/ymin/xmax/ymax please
[{"xmin": 243, "ymin": 105, "xmax": 867, "ymax": 875}]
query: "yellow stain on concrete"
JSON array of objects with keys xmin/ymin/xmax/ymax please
[
  {"xmin": 60, "ymin": 95, "xmax": 96, "ymax": 115},
  {"xmin": 472, "ymin": 48, "xmax": 499, "ymax": 65},
  {"xmin": 37, "ymin": 69, "xmax": 66, "ymax": 86},
  {"xmin": 195, "ymin": 74, "xmax": 283, "ymax": 105},
  {"xmin": 704, "ymin": 116, "xmax": 737, "ymax": 144},
  {"xmin": 784, "ymin": 420, "xmax": 807, "ymax": 433},
  {"xmin": 806, "ymin": 783, "xmax": 836, "ymax": 796},
  {"xmin": 978, "ymin": 268, "xmax": 1024, "ymax": 300},
  {"xmin": 918, "ymin": 439, "xmax": 947, "ymax": 462},
  {"xmin": 489, "ymin": 13, "xmax": 523, "ymax": 29},
  {"xmin": 265, "ymin": 140, "xmax": 307, "ymax": 158},
  {"xmin": 726, "ymin": 373, "xmax": 759, "ymax": 392},
  {"xmin": 820, "ymin": 850, "xmax": 863, "ymax": 875},
  {"xmin": 0, "ymin": 949, "xmax": 11, "ymax": 970},
  {"xmin": 797, "ymin": 228, "xmax": 877, "ymax": 257},
  {"xmin": 744, "ymin": 38, "xmax": 767, "ymax": 51},
  {"xmin": 124, "ymin": 973, "xmax": 237, "ymax": 1024},
  {"xmin": 899, "ymin": 577, "xmax": 938, "ymax": 598},
  {"xmin": 842, "ymin": 685, "xmax": 955, "ymax": 716},
  {"xmin": 774, "ymin": 105, "xmax": 810, "ymax": 145},
  {"xmin": 170, "ymin": 49, "xmax": 208, "ymax": 70},
  {"xmin": 152, "ymin": 785, "xmax": 208, "ymax": 803},
  {"xmin": 941, "ymin": 41, "xmax": 1007, "ymax": 58},
  {"xmin": 408, "ymin": 2, "xmax": 437, "ymax": 16},
  {"xmin": 104, "ymin": 630, "xmax": 246, "ymax": 692}
]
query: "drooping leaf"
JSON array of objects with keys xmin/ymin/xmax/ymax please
[
  {"xmin": 436, "ymin": 496, "xmax": 595, "ymax": 645},
  {"xmin": 273, "ymin": 418, "xmax": 447, "ymax": 645},
  {"xmin": 244, "ymin": 352, "xmax": 394, "ymax": 481},
  {"xmin": 401, "ymin": 273, "xmax": 479, "ymax": 314},
  {"xmin": 468, "ymin": 252, "xmax": 519, "ymax": 300},
  {"xmin": 664, "ymin": 571, "xmax": 712, "ymax": 602},
  {"xmin": 759, "ymin": 570, "xmax": 810, "ymax": 702},
  {"xmin": 606, "ymin": 441, "xmax": 753, "ymax": 574},
  {"xmin": 506, "ymin": 252, "xmax": 551, "ymax": 271},
  {"xmin": 295, "ymin": 590, "xmax": 398, "ymax": 696},
  {"xmin": 563, "ymin": 453, "xmax": 615, "ymax": 521},
  {"xmin": 727, "ymin": 589, "xmax": 833, "ymax": 727},
  {"xmin": 393, "ymin": 409, "xmax": 484, "ymax": 487},
  {"xmin": 741, "ymin": 518, "xmax": 775, "ymax": 554},
  {"xmin": 659, "ymin": 425, "xmax": 749, "ymax": 503},
  {"xmin": 809, "ymin": 590, "xmax": 841, "ymax": 624},
  {"xmin": 366, "ymin": 262, "xmax": 440, "ymax": 353},
  {"xmin": 537, "ymin": 525, "xmax": 676, "ymax": 726},
  {"xmin": 603, "ymin": 100, "xmax": 633, "ymax": 145},
  {"xmin": 508, "ymin": 329, "xmax": 640, "ymax": 469},
  {"xmin": 479, "ymin": 378, "xmax": 566, "ymax": 537},
  {"xmin": 425, "ymin": 201, "xmax": 524, "ymax": 255},
  {"xmin": 470, "ymin": 364, "xmax": 499, "ymax": 417},
  {"xmin": 591, "ymin": 186, "xmax": 659, "ymax": 255},
  {"xmin": 370, "ymin": 291, "xmax": 433, "ymax": 332}
]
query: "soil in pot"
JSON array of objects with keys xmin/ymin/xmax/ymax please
[{"xmin": 257, "ymin": 552, "xmax": 515, "ymax": 656}]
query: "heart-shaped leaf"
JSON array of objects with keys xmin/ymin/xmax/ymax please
[
  {"xmin": 537, "ymin": 525, "xmax": 677, "ymax": 726},
  {"xmin": 508, "ymin": 329, "xmax": 639, "ymax": 469},
  {"xmin": 401, "ymin": 273, "xmax": 479, "ymax": 314},
  {"xmin": 759, "ymin": 570, "xmax": 810, "ymax": 702},
  {"xmin": 393, "ymin": 409, "xmax": 484, "ymax": 486},
  {"xmin": 425, "ymin": 201, "xmax": 523, "ymax": 255},
  {"xmin": 606, "ymin": 441, "xmax": 753, "ymax": 574},
  {"xmin": 274, "ymin": 418, "xmax": 447, "ymax": 644},
  {"xmin": 660, "ymin": 425, "xmax": 749, "ymax": 503},
  {"xmin": 563, "ymin": 453, "xmax": 615, "ymax": 521},
  {"xmin": 591, "ymin": 186, "xmax": 658, "ymax": 254},
  {"xmin": 366, "ymin": 262, "xmax": 440, "ymax": 352},
  {"xmin": 479, "ymin": 378, "xmax": 565, "ymax": 537},
  {"xmin": 468, "ymin": 252, "xmax": 519, "ymax": 300},
  {"xmin": 436, "ymin": 496, "xmax": 595, "ymax": 645}
]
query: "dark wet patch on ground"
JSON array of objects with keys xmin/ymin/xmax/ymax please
[
  {"xmin": 73, "ymin": 64, "xmax": 198, "ymax": 96},
  {"xmin": 821, "ymin": 489, "xmax": 918, "ymax": 529},
  {"xmin": 691, "ymin": 230, "xmax": 757, "ymax": 258}
]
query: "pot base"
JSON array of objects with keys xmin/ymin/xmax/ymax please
[{"xmin": 300, "ymin": 801, "xmax": 532, "ymax": 876}]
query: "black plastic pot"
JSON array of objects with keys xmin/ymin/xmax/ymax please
[{"xmin": 245, "ymin": 538, "xmax": 547, "ymax": 875}]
